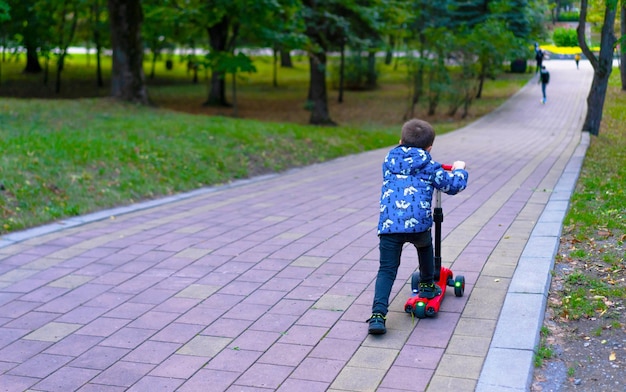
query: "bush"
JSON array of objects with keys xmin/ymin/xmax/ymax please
[
  {"xmin": 558, "ymin": 11, "xmax": 579, "ymax": 22},
  {"xmin": 553, "ymin": 27, "xmax": 578, "ymax": 47}
]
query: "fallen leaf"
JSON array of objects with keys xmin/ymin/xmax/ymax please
[{"xmin": 609, "ymin": 352, "xmax": 616, "ymax": 361}]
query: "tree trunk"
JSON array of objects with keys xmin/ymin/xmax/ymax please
[
  {"xmin": 280, "ymin": 49, "xmax": 293, "ymax": 68},
  {"xmin": 577, "ymin": 0, "xmax": 617, "ymax": 135},
  {"xmin": 619, "ymin": 0, "xmax": 626, "ymax": 91},
  {"xmin": 96, "ymin": 43, "xmax": 104, "ymax": 87},
  {"xmin": 24, "ymin": 46, "xmax": 42, "ymax": 73},
  {"xmin": 308, "ymin": 51, "xmax": 335, "ymax": 125},
  {"xmin": 108, "ymin": 0, "xmax": 149, "ymax": 104},
  {"xmin": 273, "ymin": 47, "xmax": 278, "ymax": 87},
  {"xmin": 338, "ymin": 42, "xmax": 345, "ymax": 103},
  {"xmin": 385, "ymin": 35, "xmax": 395, "ymax": 65},
  {"xmin": 205, "ymin": 17, "xmax": 230, "ymax": 107},
  {"xmin": 92, "ymin": 0, "xmax": 104, "ymax": 88},
  {"xmin": 365, "ymin": 50, "xmax": 377, "ymax": 90}
]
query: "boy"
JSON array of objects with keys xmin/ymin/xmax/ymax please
[
  {"xmin": 368, "ymin": 119, "xmax": 468, "ymax": 335},
  {"xmin": 539, "ymin": 65, "xmax": 550, "ymax": 104}
]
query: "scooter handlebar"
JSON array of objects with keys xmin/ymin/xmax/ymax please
[{"xmin": 442, "ymin": 164, "xmax": 453, "ymax": 171}]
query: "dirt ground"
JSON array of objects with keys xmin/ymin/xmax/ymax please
[{"xmin": 532, "ymin": 234, "xmax": 626, "ymax": 392}]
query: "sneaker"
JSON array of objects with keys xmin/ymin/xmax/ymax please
[
  {"xmin": 418, "ymin": 282, "xmax": 442, "ymax": 299},
  {"xmin": 367, "ymin": 313, "xmax": 386, "ymax": 335}
]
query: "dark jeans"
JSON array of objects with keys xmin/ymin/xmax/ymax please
[{"xmin": 372, "ymin": 231, "xmax": 434, "ymax": 315}]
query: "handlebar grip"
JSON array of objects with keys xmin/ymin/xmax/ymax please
[{"xmin": 442, "ymin": 164, "xmax": 453, "ymax": 171}]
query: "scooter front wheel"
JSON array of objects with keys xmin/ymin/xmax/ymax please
[{"xmin": 454, "ymin": 275, "xmax": 465, "ymax": 297}]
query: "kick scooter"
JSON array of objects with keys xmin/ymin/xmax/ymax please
[{"xmin": 404, "ymin": 164, "xmax": 465, "ymax": 318}]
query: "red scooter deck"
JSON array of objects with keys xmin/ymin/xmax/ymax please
[{"xmin": 404, "ymin": 266, "xmax": 463, "ymax": 318}]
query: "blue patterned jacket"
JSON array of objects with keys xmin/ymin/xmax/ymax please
[{"xmin": 377, "ymin": 145, "xmax": 468, "ymax": 235}]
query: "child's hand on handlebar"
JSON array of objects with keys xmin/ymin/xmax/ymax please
[{"xmin": 452, "ymin": 161, "xmax": 466, "ymax": 170}]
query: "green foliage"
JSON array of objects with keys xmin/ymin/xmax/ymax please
[
  {"xmin": 552, "ymin": 27, "xmax": 578, "ymax": 47},
  {"xmin": 0, "ymin": 1, "xmax": 10, "ymax": 23},
  {"xmin": 558, "ymin": 11, "xmax": 579, "ymax": 22},
  {"xmin": 534, "ymin": 326, "xmax": 554, "ymax": 367}
]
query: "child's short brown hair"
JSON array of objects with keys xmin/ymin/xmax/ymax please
[{"xmin": 401, "ymin": 119, "xmax": 435, "ymax": 148}]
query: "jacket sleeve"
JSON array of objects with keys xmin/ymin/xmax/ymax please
[{"xmin": 433, "ymin": 168, "xmax": 468, "ymax": 195}]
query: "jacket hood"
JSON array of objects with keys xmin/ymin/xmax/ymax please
[{"xmin": 383, "ymin": 145, "xmax": 431, "ymax": 175}]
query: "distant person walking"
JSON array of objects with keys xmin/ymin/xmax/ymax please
[
  {"xmin": 539, "ymin": 65, "xmax": 550, "ymax": 104},
  {"xmin": 535, "ymin": 48, "xmax": 544, "ymax": 73},
  {"xmin": 574, "ymin": 53, "xmax": 581, "ymax": 69}
]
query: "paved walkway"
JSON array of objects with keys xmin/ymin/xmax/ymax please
[{"xmin": 0, "ymin": 60, "xmax": 593, "ymax": 392}]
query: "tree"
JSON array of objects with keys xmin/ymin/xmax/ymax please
[
  {"xmin": 108, "ymin": 0, "xmax": 149, "ymax": 104},
  {"xmin": 36, "ymin": 0, "xmax": 80, "ymax": 93},
  {"xmin": 0, "ymin": 0, "xmax": 10, "ymax": 84},
  {"xmin": 619, "ymin": 0, "xmax": 626, "ymax": 91},
  {"xmin": 577, "ymin": 0, "xmax": 618, "ymax": 135}
]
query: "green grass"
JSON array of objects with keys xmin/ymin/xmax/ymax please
[
  {"xmin": 534, "ymin": 326, "xmax": 554, "ymax": 368},
  {"xmin": 1, "ymin": 54, "xmax": 532, "ymax": 233}
]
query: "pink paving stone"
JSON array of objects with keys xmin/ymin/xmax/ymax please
[
  {"xmin": 128, "ymin": 310, "xmax": 179, "ymax": 330},
  {"xmin": 75, "ymin": 317, "xmax": 131, "ymax": 337},
  {"xmin": 300, "ymin": 273, "xmax": 341, "ymax": 289},
  {"xmin": 175, "ymin": 306, "xmax": 227, "ymax": 326},
  {"xmin": 70, "ymin": 345, "xmax": 129, "ymax": 370},
  {"xmin": 289, "ymin": 357, "xmax": 346, "ymax": 382},
  {"xmin": 406, "ymin": 311, "xmax": 459, "ymax": 348},
  {"xmin": 99, "ymin": 327, "xmax": 157, "ymax": 349},
  {"xmin": 7, "ymin": 353, "xmax": 72, "ymax": 378},
  {"xmin": 205, "ymin": 348, "xmax": 263, "ymax": 372},
  {"xmin": 0, "ymin": 374, "xmax": 39, "ymax": 392},
  {"xmin": 229, "ymin": 330, "xmax": 281, "ymax": 352},
  {"xmin": 91, "ymin": 271, "xmax": 135, "ymax": 285},
  {"xmin": 259, "ymin": 277, "xmax": 302, "ymax": 292},
  {"xmin": 78, "ymin": 384, "xmax": 126, "ymax": 391},
  {"xmin": 0, "ymin": 339, "xmax": 52, "ymax": 363},
  {"xmin": 0, "ymin": 300, "xmax": 42, "ymax": 318},
  {"xmin": 123, "ymin": 340, "xmax": 181, "ymax": 364},
  {"xmin": 284, "ymin": 285, "xmax": 326, "ymax": 301},
  {"xmin": 268, "ymin": 299, "xmax": 315, "ymax": 316},
  {"xmin": 126, "ymin": 375, "xmax": 185, "ymax": 391},
  {"xmin": 44, "ymin": 334, "xmax": 103, "ymax": 357},
  {"xmin": 276, "ymin": 379, "xmax": 330, "ymax": 392},
  {"xmin": 149, "ymin": 354, "xmax": 209, "ymax": 379},
  {"xmin": 83, "ymin": 292, "xmax": 134, "ymax": 311},
  {"xmin": 151, "ymin": 322, "xmax": 205, "ymax": 344},
  {"xmin": 324, "ymin": 320, "xmax": 369, "ymax": 341},
  {"xmin": 249, "ymin": 313, "xmax": 299, "ymax": 333},
  {"xmin": 220, "ymin": 280, "xmax": 264, "ymax": 296},
  {"xmin": 234, "ymin": 363, "xmax": 294, "ymax": 390},
  {"xmin": 4, "ymin": 311, "xmax": 60, "ymax": 331},
  {"xmin": 379, "ymin": 365, "xmax": 432, "ymax": 391},
  {"xmin": 296, "ymin": 308, "xmax": 343, "ymax": 328},
  {"xmin": 241, "ymin": 289, "xmax": 287, "ymax": 306},
  {"xmin": 201, "ymin": 293, "xmax": 245, "ymax": 310},
  {"xmin": 104, "ymin": 302, "xmax": 154, "ymax": 319},
  {"xmin": 177, "ymin": 368, "xmax": 240, "ymax": 392},
  {"xmin": 221, "ymin": 302, "xmax": 272, "ymax": 322},
  {"xmin": 149, "ymin": 297, "xmax": 201, "ymax": 314},
  {"xmin": 201, "ymin": 317, "xmax": 254, "ymax": 339},
  {"xmin": 55, "ymin": 306, "xmax": 109, "ymax": 324},
  {"xmin": 236, "ymin": 268, "xmax": 277, "ymax": 282},
  {"xmin": 257, "ymin": 343, "xmax": 313, "ymax": 366},
  {"xmin": 394, "ymin": 345, "xmax": 445, "ymax": 370},
  {"xmin": 279, "ymin": 325, "xmax": 329, "ymax": 346},
  {"xmin": 89, "ymin": 361, "xmax": 155, "ymax": 387},
  {"xmin": 308, "ymin": 337, "xmax": 361, "ymax": 361},
  {"xmin": 32, "ymin": 366, "xmax": 99, "ymax": 392}
]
